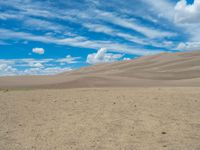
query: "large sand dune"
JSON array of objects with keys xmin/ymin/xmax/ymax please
[{"xmin": 1, "ymin": 50, "xmax": 200, "ymax": 89}]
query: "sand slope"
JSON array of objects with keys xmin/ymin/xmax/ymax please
[{"xmin": 1, "ymin": 50, "xmax": 200, "ymax": 88}]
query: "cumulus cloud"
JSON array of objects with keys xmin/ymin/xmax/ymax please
[
  {"xmin": 176, "ymin": 42, "xmax": 200, "ymax": 51},
  {"xmin": 175, "ymin": 0, "xmax": 200, "ymax": 24},
  {"xmin": 0, "ymin": 63, "xmax": 71, "ymax": 76},
  {"xmin": 0, "ymin": 64, "xmax": 14, "ymax": 71},
  {"xmin": 32, "ymin": 48, "xmax": 45, "ymax": 55},
  {"xmin": 0, "ymin": 64, "xmax": 17, "ymax": 76},
  {"xmin": 87, "ymin": 48, "xmax": 123, "ymax": 64},
  {"xmin": 0, "ymin": 56, "xmax": 79, "ymax": 76}
]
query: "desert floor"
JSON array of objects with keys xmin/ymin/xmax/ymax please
[{"xmin": 0, "ymin": 87, "xmax": 200, "ymax": 150}]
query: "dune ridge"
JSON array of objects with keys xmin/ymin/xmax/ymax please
[{"xmin": 1, "ymin": 50, "xmax": 200, "ymax": 88}]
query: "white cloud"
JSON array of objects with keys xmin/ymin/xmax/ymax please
[
  {"xmin": 23, "ymin": 18, "xmax": 75, "ymax": 36},
  {"xmin": 0, "ymin": 28, "xmax": 164, "ymax": 55},
  {"xmin": 0, "ymin": 63, "xmax": 71, "ymax": 76},
  {"xmin": 0, "ymin": 64, "xmax": 17, "ymax": 76},
  {"xmin": 0, "ymin": 12, "xmax": 21, "ymax": 20},
  {"xmin": 143, "ymin": 0, "xmax": 175, "ymax": 21},
  {"xmin": 56, "ymin": 55, "xmax": 80, "ymax": 64},
  {"xmin": 174, "ymin": 0, "xmax": 200, "ymax": 50},
  {"xmin": 123, "ymin": 57, "xmax": 131, "ymax": 61},
  {"xmin": 0, "ymin": 0, "xmax": 179, "ymax": 57},
  {"xmin": 175, "ymin": 0, "xmax": 200, "ymax": 24},
  {"xmin": 83, "ymin": 23, "xmax": 176, "ymax": 49},
  {"xmin": 0, "ymin": 57, "xmax": 79, "ymax": 66},
  {"xmin": 29, "ymin": 62, "xmax": 44, "ymax": 68},
  {"xmin": 0, "ymin": 57, "xmax": 80, "ymax": 76},
  {"xmin": 176, "ymin": 42, "xmax": 200, "ymax": 51},
  {"xmin": 0, "ymin": 66, "xmax": 71, "ymax": 76},
  {"xmin": 83, "ymin": 23, "xmax": 148, "ymax": 45},
  {"xmin": 87, "ymin": 48, "xmax": 123, "ymax": 64},
  {"xmin": 95, "ymin": 10, "xmax": 176, "ymax": 39},
  {"xmin": 32, "ymin": 48, "xmax": 45, "ymax": 55},
  {"xmin": 0, "ymin": 64, "xmax": 11, "ymax": 70},
  {"xmin": 23, "ymin": 67, "xmax": 72, "ymax": 75},
  {"xmin": 25, "ymin": 18, "xmax": 62, "ymax": 31}
]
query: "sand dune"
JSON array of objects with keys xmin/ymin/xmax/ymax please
[
  {"xmin": 1, "ymin": 51, "xmax": 200, "ymax": 150},
  {"xmin": 1, "ymin": 50, "xmax": 200, "ymax": 89}
]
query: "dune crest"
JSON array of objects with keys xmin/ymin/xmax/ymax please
[{"xmin": 1, "ymin": 50, "xmax": 200, "ymax": 88}]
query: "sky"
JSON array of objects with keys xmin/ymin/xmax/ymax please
[{"xmin": 0, "ymin": 0, "xmax": 200, "ymax": 76}]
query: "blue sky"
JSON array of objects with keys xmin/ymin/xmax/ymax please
[{"xmin": 0, "ymin": 0, "xmax": 200, "ymax": 76}]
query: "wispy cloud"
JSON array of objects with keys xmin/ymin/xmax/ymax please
[
  {"xmin": 56, "ymin": 55, "xmax": 81, "ymax": 64},
  {"xmin": 0, "ymin": 0, "xmax": 179, "ymax": 52},
  {"xmin": 0, "ymin": 28, "xmax": 164, "ymax": 55},
  {"xmin": 94, "ymin": 10, "xmax": 176, "ymax": 39},
  {"xmin": 83, "ymin": 23, "xmax": 176, "ymax": 49},
  {"xmin": 143, "ymin": 0, "xmax": 175, "ymax": 20}
]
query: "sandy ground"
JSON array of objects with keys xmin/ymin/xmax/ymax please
[{"xmin": 0, "ymin": 87, "xmax": 200, "ymax": 150}]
